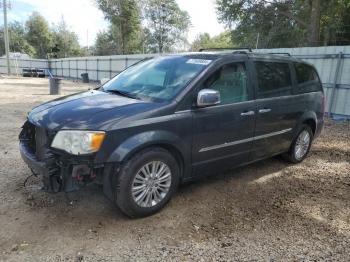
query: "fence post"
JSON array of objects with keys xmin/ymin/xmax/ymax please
[
  {"xmin": 125, "ymin": 57, "xmax": 128, "ymax": 69},
  {"xmin": 109, "ymin": 57, "xmax": 112, "ymax": 79},
  {"xmin": 76, "ymin": 60, "xmax": 78, "ymax": 80},
  {"xmin": 329, "ymin": 52, "xmax": 343, "ymax": 116},
  {"xmin": 48, "ymin": 59, "xmax": 52, "ymax": 77},
  {"xmin": 68, "ymin": 60, "xmax": 71, "ymax": 79},
  {"xmin": 96, "ymin": 58, "xmax": 99, "ymax": 81},
  {"xmin": 61, "ymin": 60, "xmax": 63, "ymax": 77}
]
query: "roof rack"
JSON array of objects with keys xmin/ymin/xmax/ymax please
[
  {"xmin": 267, "ymin": 52, "xmax": 291, "ymax": 56},
  {"xmin": 199, "ymin": 47, "xmax": 253, "ymax": 53}
]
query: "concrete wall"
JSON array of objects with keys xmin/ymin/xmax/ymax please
[{"xmin": 1, "ymin": 46, "xmax": 349, "ymax": 117}]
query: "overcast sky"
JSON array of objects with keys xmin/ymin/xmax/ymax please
[{"xmin": 0, "ymin": 0, "xmax": 225, "ymax": 46}]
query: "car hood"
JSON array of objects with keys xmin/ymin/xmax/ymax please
[{"xmin": 28, "ymin": 90, "xmax": 160, "ymax": 130}]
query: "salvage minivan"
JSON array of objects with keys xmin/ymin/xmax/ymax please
[{"xmin": 19, "ymin": 50, "xmax": 325, "ymax": 217}]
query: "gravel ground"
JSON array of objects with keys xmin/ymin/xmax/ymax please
[{"xmin": 0, "ymin": 76, "xmax": 349, "ymax": 261}]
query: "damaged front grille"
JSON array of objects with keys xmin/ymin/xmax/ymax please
[
  {"xmin": 19, "ymin": 121, "xmax": 54, "ymax": 161},
  {"xmin": 19, "ymin": 121, "xmax": 37, "ymax": 154}
]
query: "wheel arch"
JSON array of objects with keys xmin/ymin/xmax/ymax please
[
  {"xmin": 295, "ymin": 111, "xmax": 317, "ymax": 137},
  {"xmin": 106, "ymin": 130, "xmax": 190, "ymax": 178}
]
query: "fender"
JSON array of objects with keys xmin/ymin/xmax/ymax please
[
  {"xmin": 102, "ymin": 130, "xmax": 191, "ymax": 201},
  {"xmin": 106, "ymin": 130, "xmax": 190, "ymax": 165},
  {"xmin": 293, "ymin": 111, "xmax": 317, "ymax": 139}
]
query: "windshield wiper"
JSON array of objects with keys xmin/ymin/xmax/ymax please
[{"xmin": 104, "ymin": 89, "xmax": 140, "ymax": 100}]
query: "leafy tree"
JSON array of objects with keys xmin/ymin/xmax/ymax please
[
  {"xmin": 51, "ymin": 18, "xmax": 87, "ymax": 58},
  {"xmin": 320, "ymin": 0, "xmax": 350, "ymax": 45},
  {"xmin": 190, "ymin": 31, "xmax": 234, "ymax": 51},
  {"xmin": 143, "ymin": 0, "xmax": 190, "ymax": 53},
  {"xmin": 216, "ymin": 0, "xmax": 350, "ymax": 48},
  {"xmin": 25, "ymin": 12, "xmax": 53, "ymax": 58},
  {"xmin": 0, "ymin": 22, "xmax": 35, "ymax": 57},
  {"xmin": 96, "ymin": 0, "xmax": 141, "ymax": 54},
  {"xmin": 94, "ymin": 26, "xmax": 118, "ymax": 55}
]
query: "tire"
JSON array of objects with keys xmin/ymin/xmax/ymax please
[
  {"xmin": 282, "ymin": 124, "xmax": 313, "ymax": 163},
  {"xmin": 114, "ymin": 147, "xmax": 180, "ymax": 218}
]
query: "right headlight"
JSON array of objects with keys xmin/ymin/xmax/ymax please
[{"xmin": 51, "ymin": 130, "xmax": 105, "ymax": 155}]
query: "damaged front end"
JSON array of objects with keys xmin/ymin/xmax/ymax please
[{"xmin": 19, "ymin": 121, "xmax": 104, "ymax": 193}]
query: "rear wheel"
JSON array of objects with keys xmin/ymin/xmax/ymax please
[
  {"xmin": 282, "ymin": 125, "xmax": 313, "ymax": 163},
  {"xmin": 114, "ymin": 147, "xmax": 180, "ymax": 218}
]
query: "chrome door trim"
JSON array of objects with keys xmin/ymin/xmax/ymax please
[
  {"xmin": 241, "ymin": 111, "xmax": 255, "ymax": 116},
  {"xmin": 199, "ymin": 128, "xmax": 292, "ymax": 153},
  {"xmin": 258, "ymin": 108, "xmax": 271, "ymax": 113},
  {"xmin": 199, "ymin": 137, "xmax": 254, "ymax": 152}
]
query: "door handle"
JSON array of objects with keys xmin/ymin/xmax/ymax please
[
  {"xmin": 259, "ymin": 108, "xmax": 271, "ymax": 113},
  {"xmin": 241, "ymin": 110, "xmax": 255, "ymax": 116}
]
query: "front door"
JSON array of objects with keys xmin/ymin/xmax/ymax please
[{"xmin": 192, "ymin": 61, "xmax": 256, "ymax": 176}]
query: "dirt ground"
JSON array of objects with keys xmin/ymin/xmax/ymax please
[{"xmin": 0, "ymin": 76, "xmax": 349, "ymax": 261}]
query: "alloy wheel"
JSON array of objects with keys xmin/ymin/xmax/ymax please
[
  {"xmin": 131, "ymin": 161, "xmax": 172, "ymax": 208},
  {"xmin": 294, "ymin": 130, "xmax": 311, "ymax": 160}
]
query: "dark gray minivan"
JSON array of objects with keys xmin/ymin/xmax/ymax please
[{"xmin": 19, "ymin": 51, "xmax": 325, "ymax": 217}]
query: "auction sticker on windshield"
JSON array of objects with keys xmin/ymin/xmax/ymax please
[{"xmin": 186, "ymin": 59, "xmax": 212, "ymax": 65}]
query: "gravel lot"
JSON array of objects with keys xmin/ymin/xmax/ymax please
[{"xmin": 0, "ymin": 76, "xmax": 349, "ymax": 261}]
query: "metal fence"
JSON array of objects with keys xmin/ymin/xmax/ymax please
[
  {"xmin": 0, "ymin": 57, "xmax": 48, "ymax": 75},
  {"xmin": 0, "ymin": 46, "xmax": 349, "ymax": 118},
  {"xmin": 256, "ymin": 46, "xmax": 350, "ymax": 119},
  {"xmin": 48, "ymin": 54, "xmax": 155, "ymax": 81}
]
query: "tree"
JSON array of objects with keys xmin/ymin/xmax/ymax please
[
  {"xmin": 51, "ymin": 18, "xmax": 87, "ymax": 58},
  {"xmin": 94, "ymin": 25, "xmax": 118, "ymax": 55},
  {"xmin": 190, "ymin": 31, "xmax": 234, "ymax": 51},
  {"xmin": 96, "ymin": 0, "xmax": 141, "ymax": 54},
  {"xmin": 0, "ymin": 22, "xmax": 35, "ymax": 57},
  {"xmin": 216, "ymin": 0, "xmax": 350, "ymax": 48},
  {"xmin": 320, "ymin": 0, "xmax": 350, "ymax": 46},
  {"xmin": 308, "ymin": 0, "xmax": 321, "ymax": 46},
  {"xmin": 143, "ymin": 0, "xmax": 190, "ymax": 53},
  {"xmin": 25, "ymin": 12, "xmax": 53, "ymax": 58}
]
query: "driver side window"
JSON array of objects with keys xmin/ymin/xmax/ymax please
[{"xmin": 204, "ymin": 62, "xmax": 248, "ymax": 105}]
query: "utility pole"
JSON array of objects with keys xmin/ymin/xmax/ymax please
[{"xmin": 2, "ymin": 0, "xmax": 11, "ymax": 74}]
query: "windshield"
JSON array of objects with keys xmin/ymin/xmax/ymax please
[{"xmin": 102, "ymin": 56, "xmax": 212, "ymax": 102}]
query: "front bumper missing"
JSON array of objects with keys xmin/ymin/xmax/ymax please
[
  {"xmin": 19, "ymin": 139, "xmax": 116, "ymax": 202},
  {"xmin": 19, "ymin": 141, "xmax": 93, "ymax": 192}
]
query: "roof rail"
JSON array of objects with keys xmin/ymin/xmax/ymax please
[
  {"xmin": 267, "ymin": 52, "xmax": 291, "ymax": 56},
  {"xmin": 199, "ymin": 47, "xmax": 253, "ymax": 53}
]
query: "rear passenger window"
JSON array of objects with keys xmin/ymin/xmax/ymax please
[
  {"xmin": 294, "ymin": 63, "xmax": 322, "ymax": 93},
  {"xmin": 255, "ymin": 61, "xmax": 292, "ymax": 98}
]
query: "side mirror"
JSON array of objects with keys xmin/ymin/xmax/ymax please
[
  {"xmin": 197, "ymin": 89, "xmax": 220, "ymax": 107},
  {"xmin": 100, "ymin": 78, "xmax": 110, "ymax": 85}
]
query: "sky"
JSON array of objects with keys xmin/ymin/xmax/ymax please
[{"xmin": 0, "ymin": 0, "xmax": 226, "ymax": 46}]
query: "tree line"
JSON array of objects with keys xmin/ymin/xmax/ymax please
[
  {"xmin": 215, "ymin": 0, "xmax": 350, "ymax": 48},
  {"xmin": 95, "ymin": 0, "xmax": 190, "ymax": 55},
  {"xmin": 0, "ymin": 12, "xmax": 88, "ymax": 59},
  {"xmin": 1, "ymin": 0, "xmax": 349, "ymax": 58}
]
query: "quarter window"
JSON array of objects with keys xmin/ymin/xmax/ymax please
[
  {"xmin": 204, "ymin": 62, "xmax": 248, "ymax": 104},
  {"xmin": 294, "ymin": 63, "xmax": 322, "ymax": 93},
  {"xmin": 255, "ymin": 61, "xmax": 292, "ymax": 98},
  {"xmin": 295, "ymin": 63, "xmax": 319, "ymax": 84}
]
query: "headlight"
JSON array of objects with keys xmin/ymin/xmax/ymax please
[{"xmin": 51, "ymin": 130, "xmax": 105, "ymax": 155}]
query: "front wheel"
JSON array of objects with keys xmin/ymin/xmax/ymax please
[
  {"xmin": 114, "ymin": 147, "xmax": 180, "ymax": 218},
  {"xmin": 282, "ymin": 125, "xmax": 313, "ymax": 163}
]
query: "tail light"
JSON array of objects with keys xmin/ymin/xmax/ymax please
[{"xmin": 322, "ymin": 95, "xmax": 326, "ymax": 114}]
